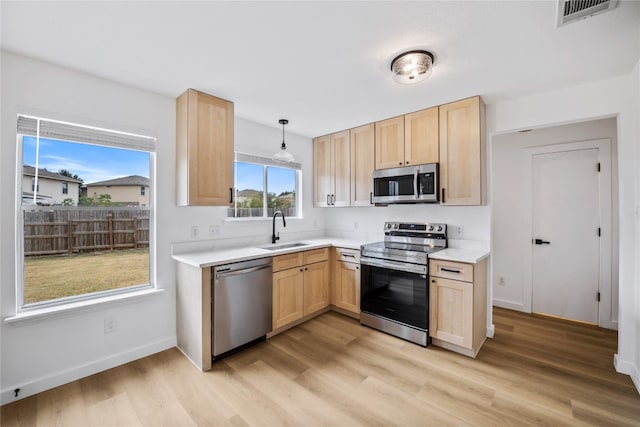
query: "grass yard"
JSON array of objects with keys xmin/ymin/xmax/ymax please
[{"xmin": 23, "ymin": 249, "xmax": 149, "ymax": 305}]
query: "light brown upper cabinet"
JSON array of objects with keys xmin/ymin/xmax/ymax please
[
  {"xmin": 176, "ymin": 89, "xmax": 234, "ymax": 206},
  {"xmin": 375, "ymin": 106, "xmax": 439, "ymax": 170},
  {"xmin": 405, "ymin": 107, "xmax": 439, "ymax": 166},
  {"xmin": 350, "ymin": 123, "xmax": 375, "ymax": 206},
  {"xmin": 374, "ymin": 116, "xmax": 404, "ymax": 169},
  {"xmin": 439, "ymin": 96, "xmax": 486, "ymax": 205},
  {"xmin": 313, "ymin": 130, "xmax": 350, "ymax": 207}
]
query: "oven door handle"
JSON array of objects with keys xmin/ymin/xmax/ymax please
[{"xmin": 360, "ymin": 256, "xmax": 427, "ymax": 275}]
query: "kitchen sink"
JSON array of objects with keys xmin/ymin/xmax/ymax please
[{"xmin": 258, "ymin": 242, "xmax": 310, "ymax": 251}]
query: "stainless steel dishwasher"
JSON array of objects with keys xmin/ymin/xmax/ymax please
[{"xmin": 212, "ymin": 257, "xmax": 272, "ymax": 360}]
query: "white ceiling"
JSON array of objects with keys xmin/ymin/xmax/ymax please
[{"xmin": 2, "ymin": 1, "xmax": 639, "ymax": 137}]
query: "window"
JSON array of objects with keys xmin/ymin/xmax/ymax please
[
  {"xmin": 228, "ymin": 153, "xmax": 301, "ymax": 219},
  {"xmin": 17, "ymin": 115, "xmax": 155, "ymax": 309},
  {"xmin": 140, "ymin": 186, "xmax": 145, "ymax": 196}
]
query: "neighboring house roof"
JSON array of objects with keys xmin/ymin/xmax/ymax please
[
  {"xmin": 23, "ymin": 165, "xmax": 83, "ymax": 183},
  {"xmin": 86, "ymin": 175, "xmax": 149, "ymax": 187}
]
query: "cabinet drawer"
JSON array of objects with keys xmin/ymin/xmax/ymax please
[
  {"xmin": 430, "ymin": 259, "xmax": 473, "ymax": 282},
  {"xmin": 303, "ymin": 247, "xmax": 329, "ymax": 264},
  {"xmin": 335, "ymin": 247, "xmax": 360, "ymax": 263},
  {"xmin": 273, "ymin": 252, "xmax": 304, "ymax": 272}
]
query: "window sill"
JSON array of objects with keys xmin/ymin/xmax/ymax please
[
  {"xmin": 4, "ymin": 288, "xmax": 164, "ymax": 325},
  {"xmin": 225, "ymin": 216, "xmax": 303, "ymax": 223}
]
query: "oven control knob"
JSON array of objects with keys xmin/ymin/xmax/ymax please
[
  {"xmin": 386, "ymin": 223, "xmax": 392, "ymax": 229},
  {"xmin": 428, "ymin": 225, "xmax": 434, "ymax": 231},
  {"xmin": 436, "ymin": 225, "xmax": 443, "ymax": 232},
  {"xmin": 393, "ymin": 223, "xmax": 398, "ymax": 229}
]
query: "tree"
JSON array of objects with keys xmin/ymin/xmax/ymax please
[
  {"xmin": 97, "ymin": 194, "xmax": 114, "ymax": 206},
  {"xmin": 58, "ymin": 169, "xmax": 82, "ymax": 181},
  {"xmin": 78, "ymin": 196, "xmax": 94, "ymax": 206}
]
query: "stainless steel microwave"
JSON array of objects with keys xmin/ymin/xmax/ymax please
[{"xmin": 372, "ymin": 163, "xmax": 439, "ymax": 204}]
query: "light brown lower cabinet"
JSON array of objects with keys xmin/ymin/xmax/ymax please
[
  {"xmin": 332, "ymin": 247, "xmax": 360, "ymax": 315},
  {"xmin": 272, "ymin": 248, "xmax": 329, "ymax": 330},
  {"xmin": 429, "ymin": 257, "xmax": 487, "ymax": 358}
]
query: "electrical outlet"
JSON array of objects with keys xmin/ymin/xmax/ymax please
[
  {"xmin": 209, "ymin": 225, "xmax": 220, "ymax": 237},
  {"xmin": 499, "ymin": 277, "xmax": 506, "ymax": 286},
  {"xmin": 104, "ymin": 316, "xmax": 117, "ymax": 334},
  {"xmin": 190, "ymin": 225, "xmax": 198, "ymax": 239},
  {"xmin": 354, "ymin": 221, "xmax": 359, "ymax": 230},
  {"xmin": 456, "ymin": 225, "xmax": 464, "ymax": 238}
]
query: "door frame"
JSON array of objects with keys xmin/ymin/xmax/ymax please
[{"xmin": 522, "ymin": 139, "xmax": 613, "ymax": 328}]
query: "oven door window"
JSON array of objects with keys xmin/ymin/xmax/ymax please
[{"xmin": 361, "ymin": 264, "xmax": 428, "ymax": 330}]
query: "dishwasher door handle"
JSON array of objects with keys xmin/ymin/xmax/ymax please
[{"xmin": 216, "ymin": 264, "xmax": 271, "ymax": 279}]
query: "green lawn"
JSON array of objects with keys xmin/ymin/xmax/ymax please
[{"xmin": 23, "ymin": 249, "xmax": 150, "ymax": 305}]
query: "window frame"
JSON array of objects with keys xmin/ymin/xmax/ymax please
[
  {"xmin": 15, "ymin": 114, "xmax": 156, "ymax": 312},
  {"xmin": 228, "ymin": 152, "xmax": 302, "ymax": 220},
  {"xmin": 62, "ymin": 181, "xmax": 69, "ymax": 194}
]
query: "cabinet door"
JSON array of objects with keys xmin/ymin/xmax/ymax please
[
  {"xmin": 334, "ymin": 261, "xmax": 360, "ymax": 314},
  {"xmin": 439, "ymin": 96, "xmax": 485, "ymax": 205},
  {"xmin": 375, "ymin": 116, "xmax": 405, "ymax": 170},
  {"xmin": 176, "ymin": 89, "xmax": 234, "ymax": 206},
  {"xmin": 303, "ymin": 261, "xmax": 329, "ymax": 316},
  {"xmin": 273, "ymin": 267, "xmax": 304, "ymax": 329},
  {"xmin": 331, "ymin": 130, "xmax": 351, "ymax": 207},
  {"xmin": 429, "ymin": 276, "xmax": 473, "ymax": 348},
  {"xmin": 313, "ymin": 135, "xmax": 332, "ymax": 207},
  {"xmin": 405, "ymin": 107, "xmax": 439, "ymax": 166},
  {"xmin": 350, "ymin": 123, "xmax": 375, "ymax": 206}
]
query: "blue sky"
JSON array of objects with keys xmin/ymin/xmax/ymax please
[
  {"xmin": 23, "ymin": 136, "xmax": 150, "ymax": 184},
  {"xmin": 236, "ymin": 162, "xmax": 296, "ymax": 195}
]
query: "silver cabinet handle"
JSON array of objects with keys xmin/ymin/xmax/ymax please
[{"xmin": 326, "ymin": 194, "xmax": 330, "ymax": 205}]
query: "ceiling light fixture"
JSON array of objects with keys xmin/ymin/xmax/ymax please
[
  {"xmin": 390, "ymin": 50, "xmax": 434, "ymax": 84},
  {"xmin": 273, "ymin": 118, "xmax": 295, "ymax": 162}
]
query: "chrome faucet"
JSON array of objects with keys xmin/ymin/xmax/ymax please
[{"xmin": 272, "ymin": 211, "xmax": 286, "ymax": 244}]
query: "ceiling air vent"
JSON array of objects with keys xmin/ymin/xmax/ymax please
[{"xmin": 557, "ymin": 0, "xmax": 618, "ymax": 27}]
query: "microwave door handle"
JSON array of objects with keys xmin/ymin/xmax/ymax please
[{"xmin": 413, "ymin": 168, "xmax": 419, "ymax": 199}]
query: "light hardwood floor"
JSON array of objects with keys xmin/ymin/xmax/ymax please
[{"xmin": 2, "ymin": 308, "xmax": 639, "ymax": 426}]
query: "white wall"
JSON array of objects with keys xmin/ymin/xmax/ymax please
[
  {"xmin": 489, "ymin": 71, "xmax": 639, "ymax": 389},
  {"xmin": 323, "ymin": 204, "xmax": 490, "ymax": 248},
  {"xmin": 170, "ymin": 116, "xmax": 325, "ymax": 254},
  {"xmin": 0, "ymin": 51, "xmax": 322, "ymax": 403},
  {"xmin": 491, "ymin": 118, "xmax": 619, "ymax": 326},
  {"xmin": 633, "ymin": 58, "xmax": 640, "ymax": 392}
]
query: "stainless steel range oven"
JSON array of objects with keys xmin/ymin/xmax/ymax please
[{"xmin": 360, "ymin": 222, "xmax": 447, "ymax": 346}]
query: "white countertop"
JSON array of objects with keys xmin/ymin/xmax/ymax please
[
  {"xmin": 171, "ymin": 237, "xmax": 366, "ymax": 268},
  {"xmin": 429, "ymin": 248, "xmax": 490, "ymax": 264}
]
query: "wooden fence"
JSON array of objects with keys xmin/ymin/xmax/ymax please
[{"xmin": 23, "ymin": 208, "xmax": 150, "ymax": 256}]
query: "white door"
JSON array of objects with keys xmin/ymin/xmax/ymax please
[{"xmin": 531, "ymin": 148, "xmax": 600, "ymax": 324}]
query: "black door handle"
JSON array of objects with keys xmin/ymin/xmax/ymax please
[{"xmin": 534, "ymin": 239, "xmax": 550, "ymax": 245}]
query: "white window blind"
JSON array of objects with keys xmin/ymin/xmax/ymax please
[
  {"xmin": 17, "ymin": 115, "xmax": 156, "ymax": 152},
  {"xmin": 236, "ymin": 152, "xmax": 302, "ymax": 170}
]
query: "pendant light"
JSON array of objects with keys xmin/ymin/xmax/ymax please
[{"xmin": 273, "ymin": 118, "xmax": 295, "ymax": 162}]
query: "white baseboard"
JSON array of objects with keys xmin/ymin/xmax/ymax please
[
  {"xmin": 614, "ymin": 353, "xmax": 640, "ymax": 395},
  {"xmin": 1, "ymin": 336, "xmax": 176, "ymax": 405},
  {"xmin": 492, "ymin": 299, "xmax": 527, "ymax": 312},
  {"xmin": 487, "ymin": 324, "xmax": 496, "ymax": 338}
]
